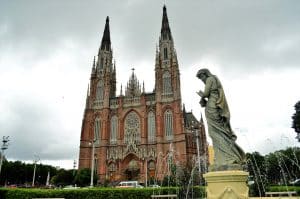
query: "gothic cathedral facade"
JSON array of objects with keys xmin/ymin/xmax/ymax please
[{"xmin": 79, "ymin": 6, "xmax": 208, "ymax": 183}]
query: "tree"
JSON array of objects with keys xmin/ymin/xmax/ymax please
[
  {"xmin": 292, "ymin": 101, "xmax": 300, "ymax": 141},
  {"xmin": 51, "ymin": 169, "xmax": 74, "ymax": 187},
  {"xmin": 0, "ymin": 160, "xmax": 58, "ymax": 186},
  {"xmin": 74, "ymin": 168, "xmax": 97, "ymax": 187}
]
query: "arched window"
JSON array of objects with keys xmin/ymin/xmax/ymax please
[
  {"xmin": 164, "ymin": 48, "xmax": 168, "ymax": 59},
  {"xmin": 110, "ymin": 116, "xmax": 118, "ymax": 144},
  {"xmin": 148, "ymin": 111, "xmax": 156, "ymax": 143},
  {"xmin": 163, "ymin": 71, "xmax": 172, "ymax": 94},
  {"xmin": 94, "ymin": 118, "xmax": 101, "ymax": 141},
  {"xmin": 124, "ymin": 111, "xmax": 141, "ymax": 144},
  {"xmin": 100, "ymin": 58, "xmax": 104, "ymax": 69},
  {"xmin": 96, "ymin": 80, "xmax": 104, "ymax": 100},
  {"xmin": 164, "ymin": 109, "xmax": 173, "ymax": 140}
]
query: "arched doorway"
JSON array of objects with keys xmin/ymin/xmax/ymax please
[
  {"xmin": 108, "ymin": 163, "xmax": 116, "ymax": 181},
  {"xmin": 148, "ymin": 160, "xmax": 156, "ymax": 178},
  {"xmin": 125, "ymin": 159, "xmax": 140, "ymax": 180}
]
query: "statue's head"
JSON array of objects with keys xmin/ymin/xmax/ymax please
[{"xmin": 196, "ymin": 68, "xmax": 212, "ymax": 83}]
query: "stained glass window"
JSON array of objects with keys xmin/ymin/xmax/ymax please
[
  {"xmin": 110, "ymin": 115, "xmax": 118, "ymax": 144},
  {"xmin": 148, "ymin": 111, "xmax": 156, "ymax": 143},
  {"xmin": 164, "ymin": 109, "xmax": 173, "ymax": 140}
]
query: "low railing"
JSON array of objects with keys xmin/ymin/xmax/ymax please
[
  {"xmin": 151, "ymin": 194, "xmax": 177, "ymax": 199},
  {"xmin": 123, "ymin": 97, "xmax": 141, "ymax": 107},
  {"xmin": 110, "ymin": 99, "xmax": 119, "ymax": 108},
  {"xmin": 93, "ymin": 100, "xmax": 103, "ymax": 108},
  {"xmin": 265, "ymin": 191, "xmax": 297, "ymax": 197}
]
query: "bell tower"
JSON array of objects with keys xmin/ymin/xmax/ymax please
[
  {"xmin": 91, "ymin": 16, "xmax": 116, "ymax": 109},
  {"xmin": 155, "ymin": 5, "xmax": 181, "ymax": 102}
]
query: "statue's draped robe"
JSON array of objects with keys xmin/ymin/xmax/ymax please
[{"xmin": 202, "ymin": 75, "xmax": 245, "ymax": 167}]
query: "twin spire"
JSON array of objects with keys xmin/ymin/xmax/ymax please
[
  {"xmin": 95, "ymin": 6, "xmax": 173, "ymax": 96},
  {"xmin": 161, "ymin": 5, "xmax": 172, "ymax": 41},
  {"xmin": 99, "ymin": 16, "xmax": 111, "ymax": 52},
  {"xmin": 98, "ymin": 5, "xmax": 172, "ymax": 54}
]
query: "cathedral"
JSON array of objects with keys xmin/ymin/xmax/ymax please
[{"xmin": 78, "ymin": 6, "xmax": 208, "ymax": 184}]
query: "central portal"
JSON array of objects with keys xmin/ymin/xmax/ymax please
[{"xmin": 125, "ymin": 159, "xmax": 140, "ymax": 180}]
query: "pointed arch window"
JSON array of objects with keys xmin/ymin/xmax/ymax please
[
  {"xmin": 164, "ymin": 48, "xmax": 168, "ymax": 60},
  {"xmin": 163, "ymin": 71, "xmax": 172, "ymax": 94},
  {"xmin": 164, "ymin": 109, "xmax": 173, "ymax": 140},
  {"xmin": 100, "ymin": 58, "xmax": 104, "ymax": 69},
  {"xmin": 148, "ymin": 111, "xmax": 156, "ymax": 143},
  {"xmin": 110, "ymin": 115, "xmax": 118, "ymax": 144},
  {"xmin": 94, "ymin": 118, "xmax": 101, "ymax": 142},
  {"xmin": 96, "ymin": 80, "xmax": 104, "ymax": 100}
]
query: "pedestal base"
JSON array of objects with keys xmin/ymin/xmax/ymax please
[{"xmin": 203, "ymin": 170, "xmax": 249, "ymax": 199}]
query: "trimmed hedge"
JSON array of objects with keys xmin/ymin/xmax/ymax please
[{"xmin": 0, "ymin": 186, "xmax": 206, "ymax": 199}]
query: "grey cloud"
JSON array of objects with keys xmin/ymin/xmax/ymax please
[
  {"xmin": 1, "ymin": 96, "xmax": 78, "ymax": 161},
  {"xmin": 2, "ymin": 0, "xmax": 299, "ymax": 73}
]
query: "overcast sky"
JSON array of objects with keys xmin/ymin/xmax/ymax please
[{"xmin": 1, "ymin": 0, "xmax": 300, "ymax": 169}]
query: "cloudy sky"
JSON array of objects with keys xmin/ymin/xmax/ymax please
[{"xmin": 1, "ymin": 0, "xmax": 300, "ymax": 169}]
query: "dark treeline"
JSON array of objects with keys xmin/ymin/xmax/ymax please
[
  {"xmin": 0, "ymin": 159, "xmax": 96, "ymax": 187},
  {"xmin": 0, "ymin": 160, "xmax": 58, "ymax": 186}
]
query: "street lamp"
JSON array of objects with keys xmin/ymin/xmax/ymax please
[
  {"xmin": 90, "ymin": 139, "xmax": 96, "ymax": 187},
  {"xmin": 32, "ymin": 155, "xmax": 40, "ymax": 187},
  {"xmin": 73, "ymin": 159, "xmax": 77, "ymax": 176},
  {"xmin": 0, "ymin": 136, "xmax": 10, "ymax": 175},
  {"xmin": 191, "ymin": 122, "xmax": 201, "ymax": 175}
]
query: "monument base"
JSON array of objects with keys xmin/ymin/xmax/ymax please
[{"xmin": 203, "ymin": 170, "xmax": 249, "ymax": 199}]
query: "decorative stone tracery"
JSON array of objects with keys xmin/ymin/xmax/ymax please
[{"xmin": 124, "ymin": 111, "xmax": 141, "ymax": 153}]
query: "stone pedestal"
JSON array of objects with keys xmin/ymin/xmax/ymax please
[{"xmin": 203, "ymin": 170, "xmax": 249, "ymax": 199}]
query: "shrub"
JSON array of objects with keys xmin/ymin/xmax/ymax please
[{"xmin": 0, "ymin": 186, "xmax": 206, "ymax": 199}]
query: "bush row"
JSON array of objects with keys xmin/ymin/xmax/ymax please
[
  {"xmin": 267, "ymin": 185, "xmax": 300, "ymax": 195},
  {"xmin": 0, "ymin": 186, "xmax": 206, "ymax": 199}
]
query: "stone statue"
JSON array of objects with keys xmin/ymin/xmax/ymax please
[{"xmin": 196, "ymin": 68, "xmax": 245, "ymax": 170}]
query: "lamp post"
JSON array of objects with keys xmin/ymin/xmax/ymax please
[
  {"xmin": 194, "ymin": 128, "xmax": 201, "ymax": 175},
  {"xmin": 191, "ymin": 121, "xmax": 201, "ymax": 175},
  {"xmin": 73, "ymin": 159, "xmax": 77, "ymax": 176},
  {"xmin": 90, "ymin": 139, "xmax": 96, "ymax": 187},
  {"xmin": 32, "ymin": 155, "xmax": 40, "ymax": 187},
  {"xmin": 0, "ymin": 136, "xmax": 9, "ymax": 175}
]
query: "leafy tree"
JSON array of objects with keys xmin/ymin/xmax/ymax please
[
  {"xmin": 51, "ymin": 169, "xmax": 74, "ymax": 186},
  {"xmin": 74, "ymin": 168, "xmax": 97, "ymax": 187},
  {"xmin": 292, "ymin": 101, "xmax": 300, "ymax": 141}
]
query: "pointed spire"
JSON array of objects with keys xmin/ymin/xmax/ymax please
[
  {"xmin": 125, "ymin": 68, "xmax": 141, "ymax": 97},
  {"xmin": 142, "ymin": 81, "xmax": 145, "ymax": 93},
  {"xmin": 100, "ymin": 16, "xmax": 111, "ymax": 52},
  {"xmin": 92, "ymin": 56, "xmax": 96, "ymax": 73},
  {"xmin": 113, "ymin": 60, "xmax": 116, "ymax": 72},
  {"xmin": 161, "ymin": 5, "xmax": 172, "ymax": 40},
  {"xmin": 120, "ymin": 84, "xmax": 123, "ymax": 96},
  {"xmin": 87, "ymin": 84, "xmax": 90, "ymax": 97},
  {"xmin": 200, "ymin": 113, "xmax": 204, "ymax": 127},
  {"xmin": 85, "ymin": 84, "xmax": 90, "ymax": 109}
]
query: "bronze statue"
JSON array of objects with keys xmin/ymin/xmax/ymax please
[{"xmin": 196, "ymin": 68, "xmax": 245, "ymax": 170}]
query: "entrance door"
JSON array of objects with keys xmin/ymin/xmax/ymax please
[{"xmin": 125, "ymin": 159, "xmax": 140, "ymax": 180}]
